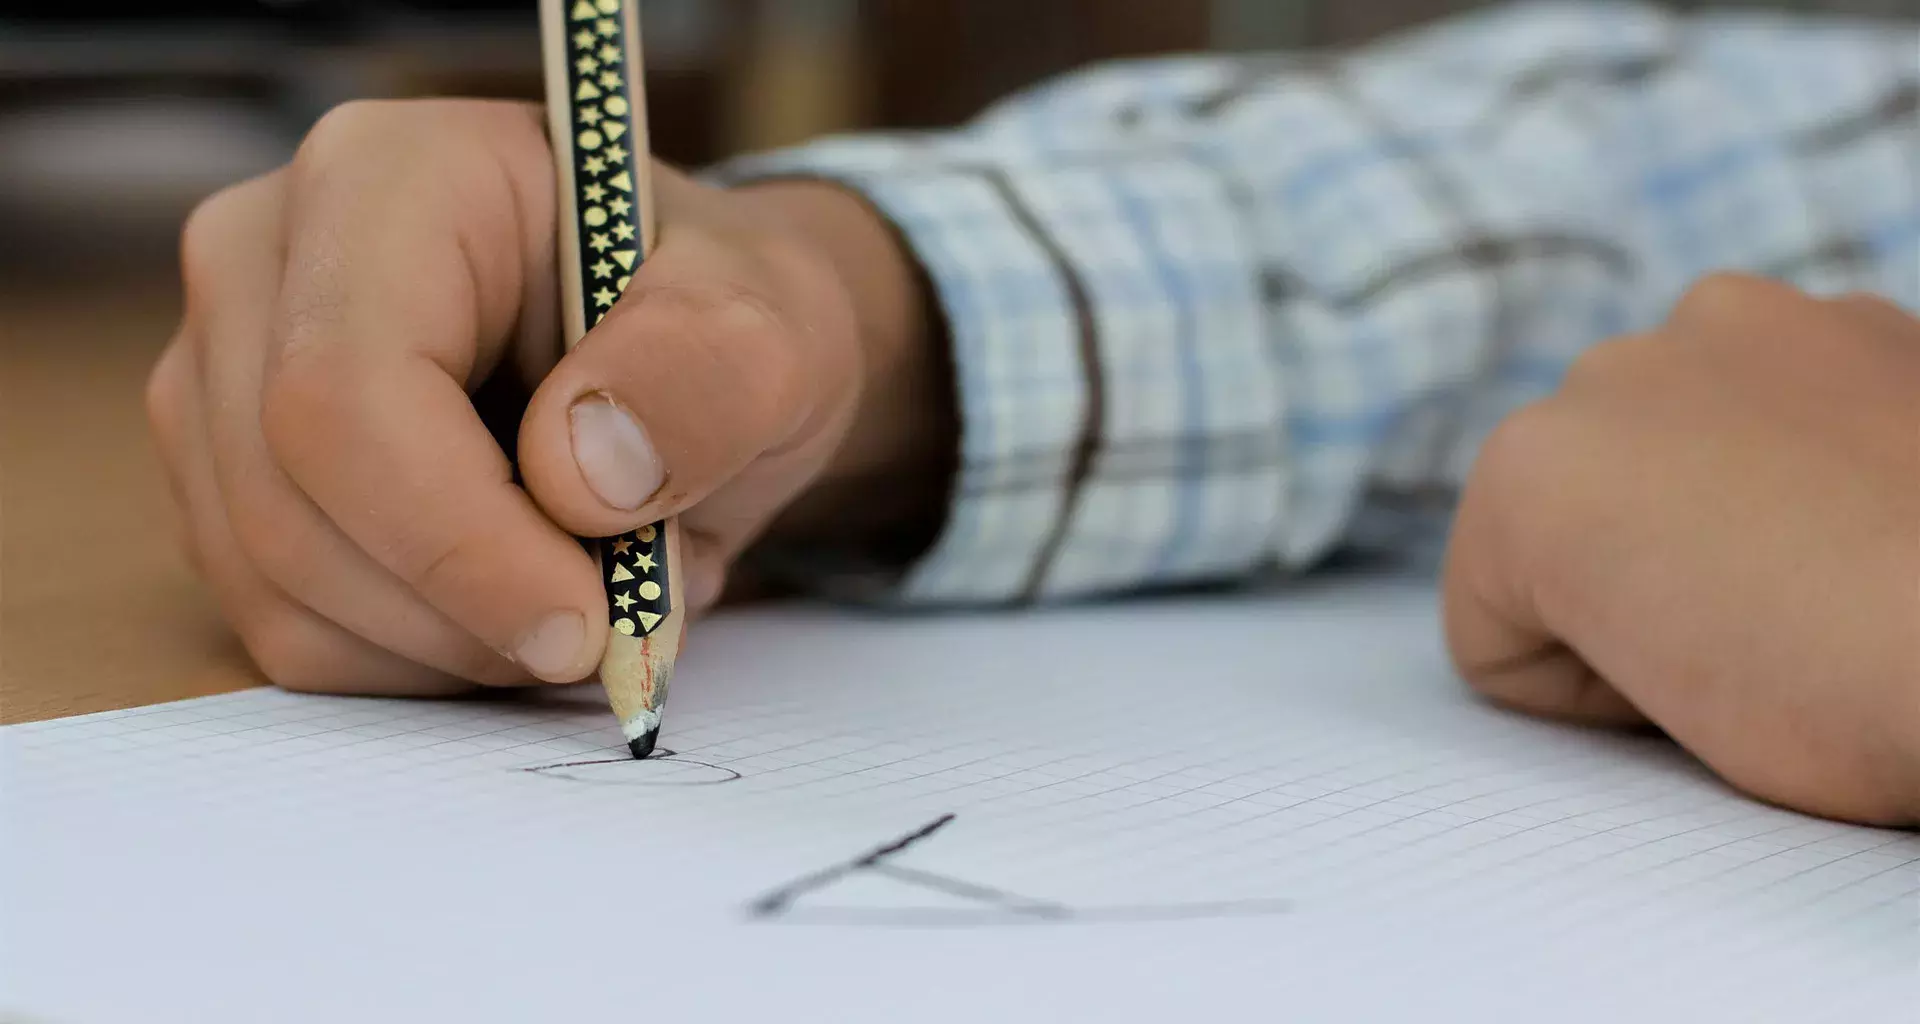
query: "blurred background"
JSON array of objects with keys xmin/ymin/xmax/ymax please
[
  {"xmin": 4, "ymin": 0, "xmax": 1916, "ymax": 281},
  {"xmin": 0, "ymin": 1, "xmax": 1913, "ymax": 719}
]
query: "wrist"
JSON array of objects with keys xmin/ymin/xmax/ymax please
[{"xmin": 731, "ymin": 179, "xmax": 956, "ymax": 555}]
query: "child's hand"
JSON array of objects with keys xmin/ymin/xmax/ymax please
[
  {"xmin": 146, "ymin": 100, "xmax": 945, "ymax": 695},
  {"xmin": 1444, "ymin": 274, "xmax": 1920, "ymax": 826}
]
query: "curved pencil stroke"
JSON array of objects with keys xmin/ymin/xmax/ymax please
[
  {"xmin": 519, "ymin": 748, "xmax": 743, "ymax": 785},
  {"xmin": 754, "ymin": 900, "xmax": 1294, "ymax": 928}
]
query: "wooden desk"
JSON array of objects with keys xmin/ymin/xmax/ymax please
[{"xmin": 1, "ymin": 283, "xmax": 262, "ymax": 724}]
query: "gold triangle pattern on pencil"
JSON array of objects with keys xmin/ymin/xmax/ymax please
[{"xmin": 562, "ymin": 0, "xmax": 671, "ymax": 640}]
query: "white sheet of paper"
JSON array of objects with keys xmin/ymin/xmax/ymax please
[{"xmin": 5, "ymin": 581, "xmax": 1914, "ymax": 1023}]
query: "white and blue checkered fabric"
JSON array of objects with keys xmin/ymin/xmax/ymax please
[{"xmin": 718, "ymin": 1, "xmax": 1920, "ymax": 606}]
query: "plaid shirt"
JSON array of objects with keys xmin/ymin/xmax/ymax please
[{"xmin": 720, "ymin": 0, "xmax": 1920, "ymax": 606}]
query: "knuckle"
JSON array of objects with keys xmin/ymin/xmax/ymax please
[
  {"xmin": 754, "ymin": 231, "xmax": 863, "ymax": 374},
  {"xmin": 1458, "ymin": 400, "xmax": 1584, "ymax": 605},
  {"xmin": 649, "ymin": 283, "xmax": 803, "ymax": 410},
  {"xmin": 222, "ymin": 484, "xmax": 304, "ymax": 594},
  {"xmin": 712, "ymin": 287, "xmax": 806, "ymax": 409},
  {"xmin": 1470, "ymin": 400, "xmax": 1565, "ymax": 495},
  {"xmin": 644, "ymin": 280, "xmax": 787, "ymax": 339},
  {"xmin": 240, "ymin": 609, "xmax": 341, "ymax": 693},
  {"xmin": 177, "ymin": 183, "xmax": 250, "ymax": 305},
  {"xmin": 144, "ymin": 339, "xmax": 191, "ymax": 453},
  {"xmin": 392, "ymin": 526, "xmax": 494, "ymax": 601},
  {"xmin": 258, "ymin": 344, "xmax": 353, "ymax": 469},
  {"xmin": 1558, "ymin": 332, "xmax": 1650, "ymax": 392},
  {"xmin": 748, "ymin": 226, "xmax": 832, "ymax": 298},
  {"xmin": 1667, "ymin": 271, "xmax": 1789, "ymax": 331},
  {"xmin": 294, "ymin": 100, "xmax": 406, "ymax": 173},
  {"xmin": 175, "ymin": 525, "xmax": 208, "ymax": 578}
]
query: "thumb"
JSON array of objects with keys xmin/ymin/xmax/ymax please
[
  {"xmin": 1441, "ymin": 409, "xmax": 1650, "ymax": 729},
  {"xmin": 518, "ymin": 230, "xmax": 812, "ymax": 539}
]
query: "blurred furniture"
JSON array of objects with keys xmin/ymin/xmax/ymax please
[
  {"xmin": 4, "ymin": 0, "xmax": 1912, "ymax": 200},
  {"xmin": 1, "ymin": 284, "xmax": 262, "ymax": 724},
  {"xmin": 863, "ymin": 0, "xmax": 1211, "ymax": 129}
]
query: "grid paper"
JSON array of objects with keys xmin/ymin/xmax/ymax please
[{"xmin": 5, "ymin": 580, "xmax": 1915, "ymax": 1023}]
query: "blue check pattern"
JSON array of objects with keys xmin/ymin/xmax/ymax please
[{"xmin": 720, "ymin": 1, "xmax": 1920, "ymax": 605}]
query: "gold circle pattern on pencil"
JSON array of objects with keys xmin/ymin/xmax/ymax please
[{"xmin": 566, "ymin": 0, "xmax": 671, "ymax": 639}]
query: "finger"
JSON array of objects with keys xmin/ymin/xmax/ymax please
[
  {"xmin": 1443, "ymin": 599, "xmax": 1647, "ymax": 726},
  {"xmin": 1441, "ymin": 404, "xmax": 1650, "ymax": 728},
  {"xmin": 256, "ymin": 101, "xmax": 606, "ymax": 682},
  {"xmin": 181, "ymin": 170, "xmax": 528, "ymax": 686},
  {"xmin": 673, "ymin": 521, "xmax": 736, "ymax": 618},
  {"xmin": 149, "ymin": 336, "xmax": 474, "ymax": 697},
  {"xmin": 1662, "ymin": 271, "xmax": 1799, "ymax": 339}
]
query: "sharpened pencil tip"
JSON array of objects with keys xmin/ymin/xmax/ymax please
[{"xmin": 627, "ymin": 729, "xmax": 658, "ymax": 760}]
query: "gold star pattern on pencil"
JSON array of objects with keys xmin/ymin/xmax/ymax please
[
  {"xmin": 601, "ymin": 520, "xmax": 670, "ymax": 637},
  {"xmin": 563, "ymin": 0, "xmax": 670, "ymax": 639}
]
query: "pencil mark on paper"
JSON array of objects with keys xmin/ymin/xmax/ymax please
[
  {"xmin": 520, "ymin": 747, "xmax": 742, "ymax": 786},
  {"xmin": 746, "ymin": 814, "xmax": 1291, "ymax": 927}
]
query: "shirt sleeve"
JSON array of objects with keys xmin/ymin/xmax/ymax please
[{"xmin": 710, "ymin": 0, "xmax": 1920, "ymax": 606}]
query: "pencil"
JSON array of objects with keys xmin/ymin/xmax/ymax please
[{"xmin": 538, "ymin": 0, "xmax": 683, "ymax": 759}]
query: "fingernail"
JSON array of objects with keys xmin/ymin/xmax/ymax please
[
  {"xmin": 570, "ymin": 393, "xmax": 663, "ymax": 511},
  {"xmin": 513, "ymin": 611, "xmax": 585, "ymax": 679}
]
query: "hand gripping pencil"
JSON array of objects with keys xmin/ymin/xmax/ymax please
[{"xmin": 540, "ymin": 0, "xmax": 683, "ymax": 759}]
